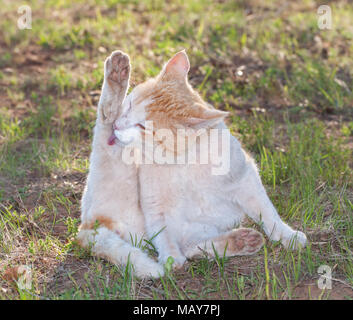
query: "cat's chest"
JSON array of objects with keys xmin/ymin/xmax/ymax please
[
  {"xmin": 167, "ymin": 181, "xmax": 239, "ymax": 238},
  {"xmin": 176, "ymin": 167, "xmax": 236, "ymax": 219}
]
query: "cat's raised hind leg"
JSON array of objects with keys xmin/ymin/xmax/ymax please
[
  {"xmin": 98, "ymin": 50, "xmax": 131, "ymax": 124},
  {"xmin": 184, "ymin": 228, "xmax": 264, "ymax": 259}
]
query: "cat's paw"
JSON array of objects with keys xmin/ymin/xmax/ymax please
[
  {"xmin": 172, "ymin": 256, "xmax": 186, "ymax": 270},
  {"xmin": 143, "ymin": 262, "xmax": 165, "ymax": 278},
  {"xmin": 133, "ymin": 258, "xmax": 165, "ymax": 279},
  {"xmin": 99, "ymin": 51, "xmax": 131, "ymax": 123},
  {"xmin": 104, "ymin": 50, "xmax": 130, "ymax": 90},
  {"xmin": 227, "ymin": 228, "xmax": 264, "ymax": 255},
  {"xmin": 159, "ymin": 254, "xmax": 186, "ymax": 270},
  {"xmin": 281, "ymin": 230, "xmax": 307, "ymax": 250}
]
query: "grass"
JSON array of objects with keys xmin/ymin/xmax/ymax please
[{"xmin": 0, "ymin": 0, "xmax": 352, "ymax": 300}]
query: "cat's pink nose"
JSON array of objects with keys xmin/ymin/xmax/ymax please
[{"xmin": 113, "ymin": 123, "xmax": 119, "ymax": 130}]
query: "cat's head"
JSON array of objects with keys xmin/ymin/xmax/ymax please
[{"xmin": 114, "ymin": 50, "xmax": 229, "ymax": 136}]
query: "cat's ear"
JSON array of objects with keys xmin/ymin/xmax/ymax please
[
  {"xmin": 162, "ymin": 50, "xmax": 190, "ymax": 79},
  {"xmin": 183, "ymin": 103, "xmax": 229, "ymax": 129}
]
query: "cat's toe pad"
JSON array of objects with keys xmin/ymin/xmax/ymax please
[
  {"xmin": 228, "ymin": 228, "xmax": 264, "ymax": 255},
  {"xmin": 105, "ymin": 50, "xmax": 130, "ymax": 85}
]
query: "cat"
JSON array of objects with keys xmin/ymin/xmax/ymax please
[
  {"xmin": 77, "ymin": 51, "xmax": 164, "ymax": 278},
  {"xmin": 112, "ymin": 50, "xmax": 307, "ymax": 268}
]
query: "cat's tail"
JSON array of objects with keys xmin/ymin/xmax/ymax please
[
  {"xmin": 77, "ymin": 226, "xmax": 164, "ymax": 278},
  {"xmin": 184, "ymin": 228, "xmax": 264, "ymax": 259}
]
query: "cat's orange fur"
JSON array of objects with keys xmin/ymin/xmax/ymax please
[{"xmin": 113, "ymin": 50, "xmax": 307, "ymax": 267}]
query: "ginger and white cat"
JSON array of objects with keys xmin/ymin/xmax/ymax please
[
  {"xmin": 113, "ymin": 50, "xmax": 307, "ymax": 267},
  {"xmin": 78, "ymin": 51, "xmax": 164, "ymax": 278}
]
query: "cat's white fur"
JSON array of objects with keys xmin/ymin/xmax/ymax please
[
  {"xmin": 114, "ymin": 51, "xmax": 308, "ymax": 267},
  {"xmin": 78, "ymin": 51, "xmax": 164, "ymax": 278}
]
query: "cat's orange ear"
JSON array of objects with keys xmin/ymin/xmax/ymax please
[
  {"xmin": 183, "ymin": 103, "xmax": 229, "ymax": 128},
  {"xmin": 163, "ymin": 50, "xmax": 190, "ymax": 79}
]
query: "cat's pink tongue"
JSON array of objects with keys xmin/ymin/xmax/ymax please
[{"xmin": 107, "ymin": 132, "xmax": 116, "ymax": 146}]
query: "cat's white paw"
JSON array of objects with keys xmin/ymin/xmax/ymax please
[
  {"xmin": 281, "ymin": 230, "xmax": 307, "ymax": 250},
  {"xmin": 172, "ymin": 256, "xmax": 186, "ymax": 269},
  {"xmin": 134, "ymin": 260, "xmax": 165, "ymax": 279},
  {"xmin": 159, "ymin": 254, "xmax": 186, "ymax": 270}
]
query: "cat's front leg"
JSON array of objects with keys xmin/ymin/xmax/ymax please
[
  {"xmin": 141, "ymin": 201, "xmax": 186, "ymax": 268},
  {"xmin": 139, "ymin": 167, "xmax": 186, "ymax": 269},
  {"xmin": 98, "ymin": 50, "xmax": 131, "ymax": 124},
  {"xmin": 156, "ymin": 235, "xmax": 186, "ymax": 269},
  {"xmin": 233, "ymin": 158, "xmax": 307, "ymax": 249},
  {"xmin": 144, "ymin": 212, "xmax": 186, "ymax": 269}
]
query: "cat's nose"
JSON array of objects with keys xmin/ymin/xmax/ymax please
[{"xmin": 113, "ymin": 123, "xmax": 119, "ymax": 130}]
